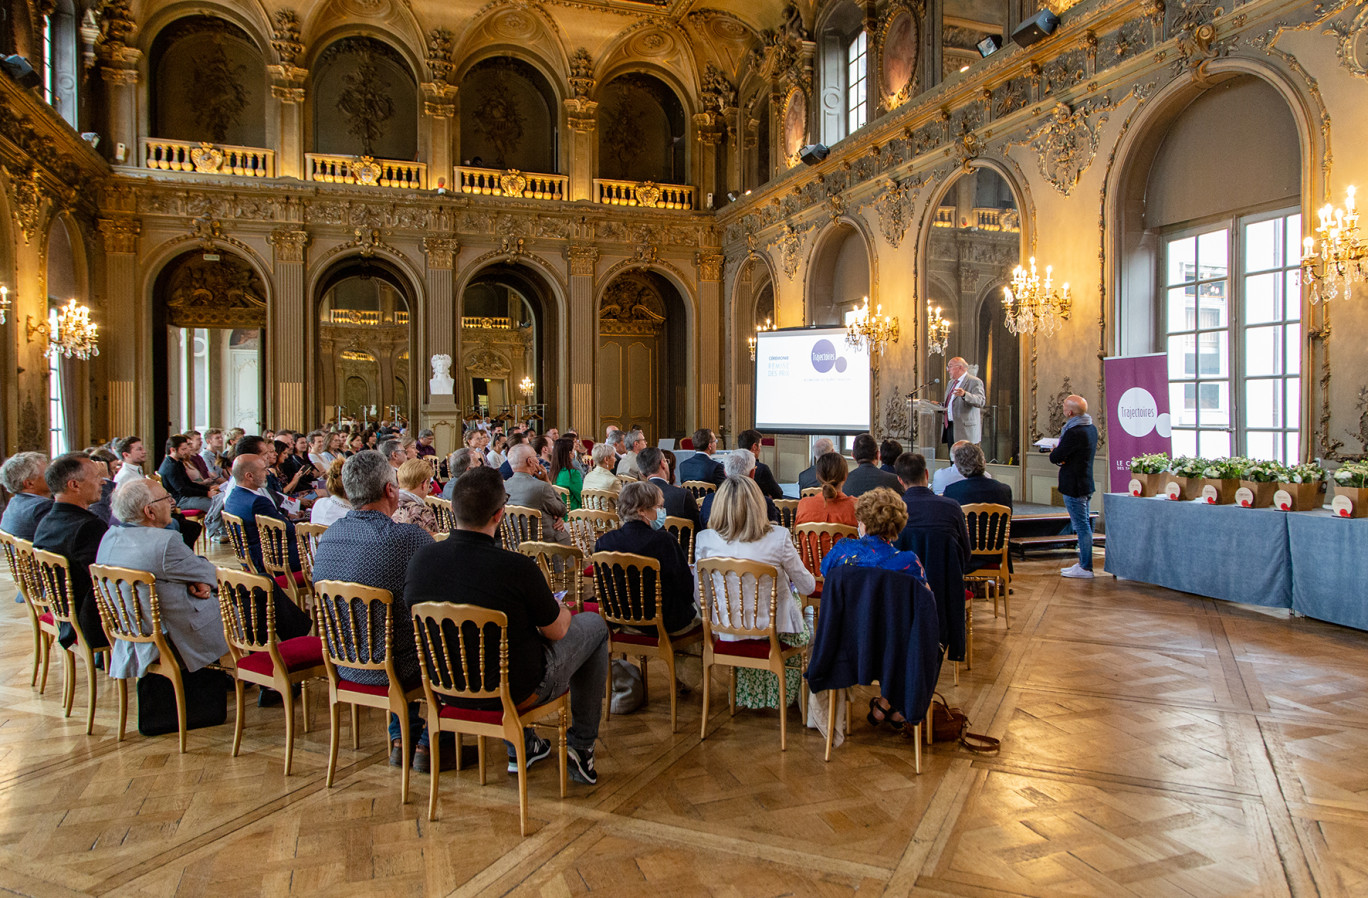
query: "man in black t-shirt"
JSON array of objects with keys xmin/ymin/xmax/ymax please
[{"xmin": 406, "ymin": 466, "xmax": 610, "ymax": 785}]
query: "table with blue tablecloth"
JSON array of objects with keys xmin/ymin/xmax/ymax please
[{"xmin": 1102, "ymin": 493, "xmax": 1368, "ymax": 630}]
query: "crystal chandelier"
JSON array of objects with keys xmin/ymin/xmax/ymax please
[
  {"xmin": 845, "ymin": 296, "xmax": 900, "ymax": 358},
  {"xmin": 747, "ymin": 316, "xmax": 776, "ymax": 361},
  {"xmin": 1002, "ymin": 257, "xmax": 1071, "ymax": 337},
  {"xmin": 926, "ymin": 303, "xmax": 950, "ymax": 355},
  {"xmin": 1301, "ymin": 185, "xmax": 1365, "ymax": 303},
  {"xmin": 29, "ymin": 300, "xmax": 100, "ymax": 360},
  {"xmin": 519, "ymin": 375, "xmax": 535, "ymax": 399}
]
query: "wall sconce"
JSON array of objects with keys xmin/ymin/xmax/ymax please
[
  {"xmin": 28, "ymin": 300, "xmax": 100, "ymax": 360},
  {"xmin": 1003, "ymin": 258, "xmax": 1071, "ymax": 337},
  {"xmin": 748, "ymin": 317, "xmax": 777, "ymax": 361},
  {"xmin": 1302, "ymin": 184, "xmax": 1365, "ymax": 302},
  {"xmin": 927, "ymin": 303, "xmax": 950, "ymax": 355}
]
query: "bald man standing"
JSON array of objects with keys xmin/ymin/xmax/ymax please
[
  {"xmin": 1050, "ymin": 394, "xmax": 1099, "ymax": 579},
  {"xmin": 941, "ymin": 357, "xmax": 986, "ymax": 448}
]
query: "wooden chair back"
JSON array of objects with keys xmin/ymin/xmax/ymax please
[
  {"xmin": 793, "ymin": 522, "xmax": 858, "ymax": 583},
  {"xmin": 221, "ymin": 511, "xmax": 256, "ymax": 572},
  {"xmin": 500, "ymin": 504, "xmax": 542, "ymax": 552},
  {"xmin": 696, "ymin": 556, "xmax": 781, "ymax": 642},
  {"xmin": 551, "ymin": 484, "xmax": 571, "ymax": 506},
  {"xmin": 425, "ymin": 496, "xmax": 454, "ymax": 532},
  {"xmin": 591, "ymin": 551, "xmax": 665, "ymax": 631},
  {"xmin": 425, "ymin": 455, "xmax": 442, "ymax": 480},
  {"xmin": 256, "ymin": 515, "xmax": 301, "ymax": 604},
  {"xmin": 216, "ymin": 566, "xmax": 282, "ymax": 660},
  {"xmin": 616, "ymin": 473, "xmax": 637, "ymax": 484},
  {"xmin": 567, "ymin": 508, "xmax": 620, "ymax": 557},
  {"xmin": 772, "ymin": 498, "xmax": 800, "ymax": 531},
  {"xmin": 800, "ymin": 487, "xmax": 821, "ymax": 498},
  {"xmin": 294, "ymin": 522, "xmax": 327, "ymax": 584},
  {"xmin": 517, "ymin": 541, "xmax": 585, "ymax": 611},
  {"xmin": 663, "ymin": 515, "xmax": 695, "ymax": 561},
  {"xmin": 88, "ymin": 563, "xmax": 167, "ymax": 649},
  {"xmin": 313, "ymin": 580, "xmax": 400, "ymax": 683},
  {"xmin": 681, "ymin": 480, "xmax": 715, "ymax": 502},
  {"xmin": 30, "ymin": 547, "xmax": 79, "ymax": 625},
  {"xmin": 581, "ymin": 488, "xmax": 618, "ymax": 512},
  {"xmin": 410, "ymin": 602, "xmax": 512, "ymax": 707},
  {"xmin": 0, "ymin": 531, "xmax": 35, "ymax": 602},
  {"xmin": 962, "ymin": 503, "xmax": 1012, "ymax": 557}
]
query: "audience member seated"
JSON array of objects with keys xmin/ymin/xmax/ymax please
[
  {"xmin": 699, "ymin": 450, "xmax": 781, "ymax": 529},
  {"xmin": 637, "ymin": 447, "xmax": 699, "ymax": 528},
  {"xmin": 678, "ymin": 429, "xmax": 725, "ymax": 486},
  {"xmin": 616, "ymin": 429, "xmax": 646, "ymax": 477},
  {"xmin": 32, "ymin": 453, "xmax": 110, "ymax": 650},
  {"xmin": 931, "ymin": 440, "xmax": 972, "ymax": 495},
  {"xmin": 736, "ymin": 429, "xmax": 784, "ymax": 500},
  {"xmin": 97, "ymin": 478, "xmax": 229, "ymax": 678},
  {"xmin": 797, "ymin": 438, "xmax": 835, "ymax": 493},
  {"xmin": 498, "ymin": 432, "xmax": 528, "ymax": 480},
  {"xmin": 879, "ymin": 439, "xmax": 903, "ymax": 474},
  {"xmin": 406, "ymin": 466, "xmax": 609, "ymax": 784},
  {"xmin": 582, "ymin": 443, "xmax": 622, "ymax": 494},
  {"xmin": 505, "ymin": 444, "xmax": 573, "ymax": 546},
  {"xmin": 310, "ymin": 458, "xmax": 352, "ymax": 526},
  {"xmin": 893, "ymin": 451, "xmax": 970, "ymax": 663},
  {"xmin": 593, "ymin": 481, "xmax": 698, "ymax": 635},
  {"xmin": 844, "ymin": 433, "xmax": 903, "ymax": 497},
  {"xmin": 944, "ymin": 442, "xmax": 1013, "ymax": 510},
  {"xmin": 86, "ymin": 448, "xmax": 121, "ymax": 526},
  {"xmin": 0, "ymin": 452, "xmax": 52, "ymax": 539},
  {"xmin": 307, "ymin": 430, "xmax": 334, "ymax": 470},
  {"xmin": 379, "ymin": 439, "xmax": 406, "ymax": 471},
  {"xmin": 313, "ymin": 451, "xmax": 436, "ymax": 771},
  {"xmin": 158, "ymin": 435, "xmax": 219, "ymax": 516},
  {"xmin": 392, "ymin": 458, "xmax": 440, "ymax": 534},
  {"xmin": 551, "ymin": 437, "xmax": 584, "ymax": 511},
  {"xmin": 893, "ymin": 452, "xmax": 971, "ymax": 567},
  {"xmin": 200, "ymin": 429, "xmax": 227, "ymax": 480},
  {"xmin": 415, "ymin": 429, "xmax": 436, "ymax": 459},
  {"xmin": 271, "ymin": 440, "xmax": 314, "ymax": 496},
  {"xmin": 694, "ymin": 477, "xmax": 815, "ymax": 710},
  {"xmin": 795, "ymin": 452, "xmax": 857, "ymax": 526},
  {"xmin": 440, "ymin": 448, "xmax": 486, "ymax": 500},
  {"xmin": 226, "ymin": 454, "xmax": 301, "ymax": 577},
  {"xmin": 113, "ymin": 436, "xmax": 148, "ymax": 486}
]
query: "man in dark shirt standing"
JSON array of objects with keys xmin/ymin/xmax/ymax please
[
  {"xmin": 406, "ymin": 466, "xmax": 609, "ymax": 785},
  {"xmin": 1049, "ymin": 394, "xmax": 1100, "ymax": 579},
  {"xmin": 32, "ymin": 453, "xmax": 109, "ymax": 649},
  {"xmin": 736, "ymin": 429, "xmax": 784, "ymax": 500}
]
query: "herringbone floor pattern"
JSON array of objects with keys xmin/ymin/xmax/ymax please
[{"xmin": 0, "ymin": 547, "xmax": 1364, "ymax": 896}]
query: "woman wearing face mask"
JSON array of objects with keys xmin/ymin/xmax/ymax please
[
  {"xmin": 593, "ymin": 480, "xmax": 698, "ymax": 637},
  {"xmin": 550, "ymin": 436, "xmax": 583, "ymax": 511}
]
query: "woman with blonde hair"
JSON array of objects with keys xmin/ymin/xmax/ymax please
[
  {"xmin": 310, "ymin": 457, "xmax": 352, "ymax": 526},
  {"xmin": 795, "ymin": 451, "xmax": 856, "ymax": 526},
  {"xmin": 391, "ymin": 458, "xmax": 440, "ymax": 534},
  {"xmin": 693, "ymin": 476, "xmax": 815, "ymax": 710}
]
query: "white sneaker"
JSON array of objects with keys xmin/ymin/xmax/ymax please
[{"xmin": 1061, "ymin": 563, "xmax": 1095, "ymax": 579}]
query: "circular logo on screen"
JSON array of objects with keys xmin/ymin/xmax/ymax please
[
  {"xmin": 1116, "ymin": 387, "xmax": 1159, "ymax": 437},
  {"xmin": 811, "ymin": 339, "xmax": 839, "ymax": 373}
]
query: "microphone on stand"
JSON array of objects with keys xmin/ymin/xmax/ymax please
[{"xmin": 905, "ymin": 377, "xmax": 941, "ymax": 397}]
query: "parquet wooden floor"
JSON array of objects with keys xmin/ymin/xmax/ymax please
[{"xmin": 1, "ymin": 547, "xmax": 1365, "ymax": 896}]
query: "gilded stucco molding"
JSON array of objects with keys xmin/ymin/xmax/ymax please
[{"xmin": 1324, "ymin": 5, "xmax": 1368, "ymax": 79}]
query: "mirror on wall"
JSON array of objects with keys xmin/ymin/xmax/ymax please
[{"xmin": 316, "ymin": 264, "xmax": 412, "ymax": 425}]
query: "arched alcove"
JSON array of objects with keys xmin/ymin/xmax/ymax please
[
  {"xmin": 458, "ymin": 57, "xmax": 559, "ymax": 172},
  {"xmin": 149, "ymin": 15, "xmax": 267, "ymax": 146},
  {"xmin": 807, "ymin": 221, "xmax": 871, "ymax": 325},
  {"xmin": 596, "ymin": 73, "xmax": 687, "ymax": 184},
  {"xmin": 311, "ymin": 36, "xmax": 419, "ymax": 159},
  {"xmin": 458, "ymin": 264, "xmax": 553, "ymax": 419},
  {"xmin": 315, "ymin": 257, "xmax": 415, "ymax": 425},
  {"xmin": 597, "ymin": 269, "xmax": 689, "ymax": 440}
]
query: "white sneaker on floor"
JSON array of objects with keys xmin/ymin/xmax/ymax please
[{"xmin": 1061, "ymin": 563, "xmax": 1095, "ymax": 579}]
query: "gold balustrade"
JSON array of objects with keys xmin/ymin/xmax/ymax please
[
  {"xmin": 592, "ymin": 179, "xmax": 695, "ymax": 210},
  {"xmin": 933, "ymin": 206, "xmax": 1021, "ymax": 232},
  {"xmin": 305, "ymin": 154, "xmax": 427, "ymax": 189},
  {"xmin": 327, "ymin": 309, "xmax": 410, "ymax": 326},
  {"xmin": 141, "ymin": 138, "xmax": 275, "ymax": 177},
  {"xmin": 460, "ymin": 316, "xmax": 513, "ymax": 329},
  {"xmin": 455, "ymin": 167, "xmax": 567, "ymax": 201}
]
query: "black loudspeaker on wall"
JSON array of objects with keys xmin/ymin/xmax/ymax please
[
  {"xmin": 1, "ymin": 54, "xmax": 42, "ymax": 90},
  {"xmin": 1010, "ymin": 10, "xmax": 1061, "ymax": 48},
  {"xmin": 799, "ymin": 144, "xmax": 830, "ymax": 166}
]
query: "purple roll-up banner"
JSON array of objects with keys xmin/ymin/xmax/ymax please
[{"xmin": 1104, "ymin": 353, "xmax": 1173, "ymax": 493}]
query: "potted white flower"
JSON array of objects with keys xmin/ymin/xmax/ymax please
[
  {"xmin": 1273, "ymin": 462, "xmax": 1327, "ymax": 511},
  {"xmin": 1164, "ymin": 456, "xmax": 1206, "ymax": 501},
  {"xmin": 1331, "ymin": 461, "xmax": 1368, "ymax": 518},
  {"xmin": 1236, "ymin": 458, "xmax": 1283, "ymax": 508},
  {"xmin": 1199, "ymin": 457, "xmax": 1244, "ymax": 505},
  {"xmin": 1127, "ymin": 453, "xmax": 1170, "ymax": 497}
]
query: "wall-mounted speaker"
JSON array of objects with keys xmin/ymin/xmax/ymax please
[
  {"xmin": 1, "ymin": 55, "xmax": 42, "ymax": 90},
  {"xmin": 1010, "ymin": 10, "xmax": 1060, "ymax": 48},
  {"xmin": 799, "ymin": 144, "xmax": 830, "ymax": 166}
]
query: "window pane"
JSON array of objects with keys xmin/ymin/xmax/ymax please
[
  {"xmin": 1245, "ymin": 325, "xmax": 1279, "ymax": 375},
  {"xmin": 1168, "ymin": 286, "xmax": 1195, "ymax": 332},
  {"xmin": 1285, "ymin": 270, "xmax": 1301, "ymax": 322},
  {"xmin": 1245, "ymin": 379, "xmax": 1279, "ymax": 428},
  {"xmin": 1245, "ymin": 272, "xmax": 1278, "ymax": 324},
  {"xmin": 1171, "ymin": 383, "xmax": 1197, "ymax": 428},
  {"xmin": 1285, "ymin": 214, "xmax": 1302, "ymax": 263},
  {"xmin": 1246, "ymin": 431, "xmax": 1276, "ymax": 460},
  {"xmin": 1284, "ymin": 322, "xmax": 1300, "ymax": 375},
  {"xmin": 1199, "ymin": 429, "xmax": 1231, "ymax": 457},
  {"xmin": 1285, "ymin": 432, "xmax": 1300, "ymax": 466},
  {"xmin": 1167, "ymin": 236, "xmax": 1196, "ymax": 286},
  {"xmin": 1199, "ymin": 279, "xmax": 1228, "ymax": 328},
  {"xmin": 1245, "ymin": 218, "xmax": 1278, "ymax": 273},
  {"xmin": 1172, "ymin": 429, "xmax": 1197, "ymax": 457},
  {"xmin": 1197, "ymin": 332, "xmax": 1227, "ymax": 377},
  {"xmin": 1202, "ymin": 381, "xmax": 1230, "ymax": 426},
  {"xmin": 1285, "ymin": 379, "xmax": 1300, "ymax": 432},
  {"xmin": 1198, "ymin": 229, "xmax": 1229, "ymax": 280},
  {"xmin": 1168, "ymin": 334, "xmax": 1195, "ymax": 378}
]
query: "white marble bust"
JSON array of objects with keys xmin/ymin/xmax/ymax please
[{"xmin": 429, "ymin": 353, "xmax": 454, "ymax": 395}]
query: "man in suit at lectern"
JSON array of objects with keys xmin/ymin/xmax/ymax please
[{"xmin": 941, "ymin": 357, "xmax": 986, "ymax": 448}]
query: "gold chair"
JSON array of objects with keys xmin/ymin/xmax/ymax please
[
  {"xmin": 31, "ymin": 549, "xmax": 111, "ymax": 734},
  {"xmin": 221, "ymin": 511, "xmax": 255, "ymax": 573},
  {"xmin": 88, "ymin": 564, "xmax": 184, "ymax": 748},
  {"xmin": 663, "ymin": 515, "xmax": 695, "ymax": 562},
  {"xmin": 294, "ymin": 522, "xmax": 328, "ymax": 587},
  {"xmin": 962, "ymin": 503, "xmax": 1012, "ymax": 629},
  {"xmin": 697, "ymin": 556, "xmax": 806, "ymax": 749},
  {"xmin": 581, "ymin": 488, "xmax": 618, "ymax": 513},
  {"xmin": 0, "ymin": 532, "xmax": 50, "ymax": 689},
  {"xmin": 217, "ymin": 567, "xmax": 326, "ymax": 774},
  {"xmin": 433, "ymin": 531, "xmax": 450, "ymax": 542},
  {"xmin": 425, "ymin": 496, "xmax": 454, "ymax": 532},
  {"xmin": 551, "ymin": 484, "xmax": 571, "ymax": 507},
  {"xmin": 772, "ymin": 498, "xmax": 800, "ymax": 531},
  {"xmin": 257, "ymin": 515, "xmax": 309, "ymax": 613},
  {"xmin": 424, "ymin": 455, "xmax": 442, "ymax": 481},
  {"xmin": 500, "ymin": 505, "xmax": 543, "ymax": 553},
  {"xmin": 566, "ymin": 509, "xmax": 620, "ymax": 559},
  {"xmin": 681, "ymin": 480, "xmax": 715, "ymax": 502},
  {"xmin": 411, "ymin": 602, "xmax": 568, "ymax": 832},
  {"xmin": 314, "ymin": 580, "xmax": 424, "ymax": 803},
  {"xmin": 592, "ymin": 550, "xmax": 703, "ymax": 733},
  {"xmin": 793, "ymin": 522, "xmax": 858, "ymax": 611},
  {"xmin": 518, "ymin": 541, "xmax": 586, "ymax": 611},
  {"xmin": 799, "ymin": 487, "xmax": 822, "ymax": 498},
  {"xmin": 616, "ymin": 473, "xmax": 637, "ymax": 485}
]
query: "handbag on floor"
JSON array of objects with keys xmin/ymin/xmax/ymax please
[
  {"xmin": 609, "ymin": 659, "xmax": 645, "ymax": 714},
  {"xmin": 136, "ymin": 667, "xmax": 230, "ymax": 736},
  {"xmin": 929, "ymin": 692, "xmax": 1000, "ymax": 754}
]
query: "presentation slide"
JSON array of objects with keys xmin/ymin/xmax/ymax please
[{"xmin": 754, "ymin": 327, "xmax": 871, "ymax": 433}]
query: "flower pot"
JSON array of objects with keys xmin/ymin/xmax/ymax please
[
  {"xmin": 1200, "ymin": 478, "xmax": 1240, "ymax": 505},
  {"xmin": 1272, "ymin": 481, "xmax": 1327, "ymax": 511},
  {"xmin": 1236, "ymin": 480, "xmax": 1277, "ymax": 509},
  {"xmin": 1127, "ymin": 472, "xmax": 1165, "ymax": 497},
  {"xmin": 1162, "ymin": 475, "xmax": 1202, "ymax": 501},
  {"xmin": 1331, "ymin": 485, "xmax": 1368, "ymax": 518}
]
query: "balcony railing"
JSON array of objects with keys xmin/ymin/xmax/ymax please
[
  {"xmin": 933, "ymin": 206, "xmax": 1022, "ymax": 232},
  {"xmin": 141, "ymin": 138, "xmax": 275, "ymax": 177},
  {"xmin": 456, "ymin": 167, "xmax": 567, "ymax": 201},
  {"xmin": 305, "ymin": 154, "xmax": 427, "ymax": 189},
  {"xmin": 326, "ymin": 309, "xmax": 409, "ymax": 326},
  {"xmin": 592, "ymin": 179, "xmax": 695, "ymax": 210},
  {"xmin": 461, "ymin": 316, "xmax": 513, "ymax": 329}
]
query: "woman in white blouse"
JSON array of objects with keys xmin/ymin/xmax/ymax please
[
  {"xmin": 310, "ymin": 458, "xmax": 351, "ymax": 526},
  {"xmin": 694, "ymin": 475, "xmax": 815, "ymax": 710}
]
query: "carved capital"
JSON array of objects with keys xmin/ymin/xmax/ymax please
[
  {"xmin": 268, "ymin": 228, "xmax": 310, "ymax": 263},
  {"xmin": 424, "ymin": 100, "xmax": 456, "ymax": 118},
  {"xmin": 271, "ymin": 84, "xmax": 306, "ymax": 104},
  {"xmin": 423, "ymin": 235, "xmax": 460, "ymax": 269},
  {"xmin": 564, "ymin": 98, "xmax": 599, "ymax": 133},
  {"xmin": 101, "ymin": 65, "xmax": 139, "ymax": 86},
  {"xmin": 98, "ymin": 217, "xmax": 140, "ymax": 253},
  {"xmin": 696, "ymin": 252, "xmax": 724, "ymax": 282},
  {"xmin": 566, "ymin": 244, "xmax": 599, "ymax": 277}
]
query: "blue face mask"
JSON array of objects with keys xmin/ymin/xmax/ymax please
[{"xmin": 651, "ymin": 506, "xmax": 667, "ymax": 530}]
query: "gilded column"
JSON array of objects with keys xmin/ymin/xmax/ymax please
[
  {"xmin": 566, "ymin": 244, "xmax": 599, "ymax": 429},
  {"xmin": 100, "ymin": 60, "xmax": 140, "ymax": 165},
  {"xmin": 422, "ymin": 235, "xmax": 460, "ymax": 400},
  {"xmin": 423, "ymin": 86, "xmax": 457, "ymax": 185},
  {"xmin": 564, "ymin": 49, "xmax": 598, "ymax": 203},
  {"xmin": 268, "ymin": 11, "xmax": 308, "ymax": 180},
  {"xmin": 696, "ymin": 252, "xmax": 725, "ymax": 432},
  {"xmin": 98, "ymin": 217, "xmax": 142, "ymax": 437},
  {"xmin": 268, "ymin": 228, "xmax": 310, "ymax": 426},
  {"xmin": 692, "ymin": 116, "xmax": 723, "ymax": 208}
]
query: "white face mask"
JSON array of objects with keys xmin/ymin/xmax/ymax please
[{"xmin": 651, "ymin": 506, "xmax": 667, "ymax": 530}]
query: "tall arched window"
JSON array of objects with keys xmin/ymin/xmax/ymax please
[{"xmin": 818, "ymin": 2, "xmax": 866, "ymax": 145}]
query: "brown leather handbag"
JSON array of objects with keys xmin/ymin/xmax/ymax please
[{"xmin": 929, "ymin": 692, "xmax": 1001, "ymax": 754}]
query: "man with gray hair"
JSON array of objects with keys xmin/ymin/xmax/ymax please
[
  {"xmin": 415, "ymin": 428, "xmax": 436, "ymax": 460},
  {"xmin": 379, "ymin": 439, "xmax": 405, "ymax": 469},
  {"xmin": 505, "ymin": 444, "xmax": 572, "ymax": 545},
  {"xmin": 797, "ymin": 438, "xmax": 835, "ymax": 493},
  {"xmin": 699, "ymin": 449, "xmax": 781, "ymax": 528},
  {"xmin": 312, "ymin": 450, "xmax": 437, "ymax": 770},
  {"xmin": 616, "ymin": 429, "xmax": 646, "ymax": 478},
  {"xmin": 944, "ymin": 441, "xmax": 1013, "ymax": 510},
  {"xmin": 96, "ymin": 478, "xmax": 228, "ymax": 679},
  {"xmin": 0, "ymin": 452, "xmax": 52, "ymax": 539},
  {"xmin": 439, "ymin": 448, "xmax": 487, "ymax": 501},
  {"xmin": 932, "ymin": 440, "xmax": 973, "ymax": 495}
]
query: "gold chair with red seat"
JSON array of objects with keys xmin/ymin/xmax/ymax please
[{"xmin": 0, "ymin": 532, "xmax": 52, "ymax": 690}]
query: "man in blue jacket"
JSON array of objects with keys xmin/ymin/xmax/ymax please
[
  {"xmin": 1049, "ymin": 394, "xmax": 1099, "ymax": 579},
  {"xmin": 225, "ymin": 453, "xmax": 300, "ymax": 576}
]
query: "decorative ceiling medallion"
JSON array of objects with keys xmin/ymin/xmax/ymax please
[
  {"xmin": 338, "ymin": 0, "xmax": 390, "ymax": 17},
  {"xmin": 492, "ymin": 11, "xmax": 537, "ymax": 40},
  {"xmin": 628, "ymin": 28, "xmax": 676, "ymax": 58}
]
